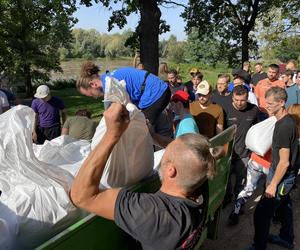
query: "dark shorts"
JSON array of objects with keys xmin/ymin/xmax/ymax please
[
  {"xmin": 141, "ymin": 87, "xmax": 171, "ymax": 125},
  {"xmin": 37, "ymin": 124, "xmax": 61, "ymax": 144}
]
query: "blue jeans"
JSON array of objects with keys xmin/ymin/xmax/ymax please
[{"xmin": 253, "ymin": 168, "xmax": 295, "ymax": 250}]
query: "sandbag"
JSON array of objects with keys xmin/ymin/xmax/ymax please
[
  {"xmin": 245, "ymin": 116, "xmax": 277, "ymax": 156},
  {"xmin": 0, "ymin": 106, "xmax": 85, "ymax": 250},
  {"xmin": 91, "ymin": 77, "xmax": 154, "ymax": 188}
]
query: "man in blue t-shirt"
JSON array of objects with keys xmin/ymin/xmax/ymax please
[{"xmin": 77, "ymin": 63, "xmax": 171, "ymax": 126}]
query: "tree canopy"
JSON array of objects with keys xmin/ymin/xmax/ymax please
[
  {"xmin": 79, "ymin": 0, "xmax": 186, "ymax": 74},
  {"xmin": 0, "ymin": 0, "xmax": 77, "ymax": 96},
  {"xmin": 182, "ymin": 0, "xmax": 300, "ymax": 65}
]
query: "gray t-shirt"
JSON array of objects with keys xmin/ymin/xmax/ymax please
[{"xmin": 114, "ymin": 189, "xmax": 204, "ymax": 250}]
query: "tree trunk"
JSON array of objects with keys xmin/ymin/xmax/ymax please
[
  {"xmin": 23, "ymin": 63, "xmax": 33, "ymax": 97},
  {"xmin": 139, "ymin": 0, "xmax": 160, "ymax": 75},
  {"xmin": 241, "ymin": 29, "xmax": 249, "ymax": 65}
]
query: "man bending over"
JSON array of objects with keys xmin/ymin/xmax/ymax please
[{"xmin": 70, "ymin": 102, "xmax": 217, "ymax": 250}]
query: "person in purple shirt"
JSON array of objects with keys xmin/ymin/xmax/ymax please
[{"xmin": 31, "ymin": 85, "xmax": 66, "ymax": 144}]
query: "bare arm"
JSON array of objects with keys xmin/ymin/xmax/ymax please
[
  {"xmin": 61, "ymin": 127, "xmax": 69, "ymax": 135},
  {"xmin": 70, "ymin": 103, "xmax": 130, "ymax": 220},
  {"xmin": 60, "ymin": 109, "xmax": 67, "ymax": 124},
  {"xmin": 265, "ymin": 148, "xmax": 290, "ymax": 198},
  {"xmin": 32, "ymin": 112, "xmax": 39, "ymax": 143}
]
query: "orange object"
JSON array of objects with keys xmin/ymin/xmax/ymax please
[{"xmin": 250, "ymin": 150, "xmax": 272, "ymax": 169}]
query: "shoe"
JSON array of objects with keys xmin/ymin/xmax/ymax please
[
  {"xmin": 268, "ymin": 234, "xmax": 294, "ymax": 249},
  {"xmin": 227, "ymin": 211, "xmax": 239, "ymax": 226}
]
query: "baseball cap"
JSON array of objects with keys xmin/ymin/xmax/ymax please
[
  {"xmin": 190, "ymin": 67, "xmax": 200, "ymax": 74},
  {"xmin": 34, "ymin": 85, "xmax": 50, "ymax": 98},
  {"xmin": 171, "ymin": 90, "xmax": 190, "ymax": 103},
  {"xmin": 196, "ymin": 80, "xmax": 211, "ymax": 95}
]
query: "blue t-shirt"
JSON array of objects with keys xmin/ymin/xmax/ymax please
[
  {"xmin": 228, "ymin": 82, "xmax": 251, "ymax": 92},
  {"xmin": 175, "ymin": 114, "xmax": 199, "ymax": 138},
  {"xmin": 101, "ymin": 67, "xmax": 168, "ymax": 109}
]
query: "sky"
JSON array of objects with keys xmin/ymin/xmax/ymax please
[{"xmin": 73, "ymin": 2, "xmax": 188, "ymax": 41}]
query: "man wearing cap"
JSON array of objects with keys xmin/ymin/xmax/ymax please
[
  {"xmin": 148, "ymin": 90, "xmax": 199, "ymax": 148},
  {"xmin": 31, "ymin": 85, "xmax": 66, "ymax": 144},
  {"xmin": 190, "ymin": 80, "xmax": 224, "ymax": 138}
]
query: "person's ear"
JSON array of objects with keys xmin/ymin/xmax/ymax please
[
  {"xmin": 166, "ymin": 163, "xmax": 177, "ymax": 178},
  {"xmin": 89, "ymin": 79, "xmax": 98, "ymax": 88}
]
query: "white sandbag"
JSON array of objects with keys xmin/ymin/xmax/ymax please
[
  {"xmin": 0, "ymin": 106, "xmax": 85, "ymax": 250},
  {"xmin": 245, "ymin": 116, "xmax": 277, "ymax": 156},
  {"xmin": 153, "ymin": 149, "xmax": 165, "ymax": 170},
  {"xmin": 91, "ymin": 77, "xmax": 154, "ymax": 188},
  {"xmin": 33, "ymin": 135, "xmax": 91, "ymax": 176}
]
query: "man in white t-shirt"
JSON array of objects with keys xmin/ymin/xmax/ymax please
[{"xmin": 0, "ymin": 90, "xmax": 9, "ymax": 114}]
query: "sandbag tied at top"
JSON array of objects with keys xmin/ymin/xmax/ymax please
[
  {"xmin": 91, "ymin": 77, "xmax": 154, "ymax": 188},
  {"xmin": 245, "ymin": 116, "xmax": 277, "ymax": 156}
]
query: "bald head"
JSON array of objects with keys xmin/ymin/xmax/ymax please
[{"xmin": 160, "ymin": 134, "xmax": 217, "ymax": 192}]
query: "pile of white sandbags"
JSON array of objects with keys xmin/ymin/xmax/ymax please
[{"xmin": 0, "ymin": 77, "xmax": 155, "ymax": 249}]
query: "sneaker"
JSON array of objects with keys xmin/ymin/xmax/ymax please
[
  {"xmin": 227, "ymin": 211, "xmax": 239, "ymax": 226},
  {"xmin": 268, "ymin": 234, "xmax": 294, "ymax": 249}
]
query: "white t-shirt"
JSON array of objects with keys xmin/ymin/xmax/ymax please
[
  {"xmin": 248, "ymin": 91, "xmax": 258, "ymax": 106},
  {"xmin": 0, "ymin": 90, "xmax": 9, "ymax": 114}
]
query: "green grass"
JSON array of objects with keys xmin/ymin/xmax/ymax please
[{"xmin": 51, "ymin": 88, "xmax": 104, "ymax": 120}]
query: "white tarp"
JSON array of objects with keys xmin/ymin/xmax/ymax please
[
  {"xmin": 0, "ymin": 106, "xmax": 85, "ymax": 249},
  {"xmin": 0, "ymin": 76, "xmax": 155, "ymax": 249}
]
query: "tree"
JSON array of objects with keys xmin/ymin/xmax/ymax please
[
  {"xmin": 273, "ymin": 36, "xmax": 300, "ymax": 62},
  {"xmin": 80, "ymin": 0, "xmax": 186, "ymax": 75},
  {"xmin": 255, "ymin": 6, "xmax": 300, "ymax": 61},
  {"xmin": 165, "ymin": 35, "xmax": 186, "ymax": 64},
  {"xmin": 182, "ymin": 0, "xmax": 300, "ymax": 65},
  {"xmin": 0, "ymin": 0, "xmax": 77, "ymax": 96},
  {"xmin": 184, "ymin": 28, "xmax": 227, "ymax": 67}
]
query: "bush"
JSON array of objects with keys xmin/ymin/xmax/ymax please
[{"xmin": 50, "ymin": 78, "xmax": 76, "ymax": 90}]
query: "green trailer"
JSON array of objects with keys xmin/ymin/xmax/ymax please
[{"xmin": 36, "ymin": 125, "xmax": 236, "ymax": 250}]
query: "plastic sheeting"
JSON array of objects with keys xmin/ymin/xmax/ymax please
[
  {"xmin": 0, "ymin": 76, "xmax": 155, "ymax": 249},
  {"xmin": 245, "ymin": 116, "xmax": 277, "ymax": 156},
  {"xmin": 0, "ymin": 106, "xmax": 86, "ymax": 249}
]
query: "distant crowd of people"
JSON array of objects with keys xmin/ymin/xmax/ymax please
[{"xmin": 70, "ymin": 59, "xmax": 300, "ymax": 250}]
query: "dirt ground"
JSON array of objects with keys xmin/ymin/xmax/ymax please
[{"xmin": 202, "ymin": 175, "xmax": 300, "ymax": 250}]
